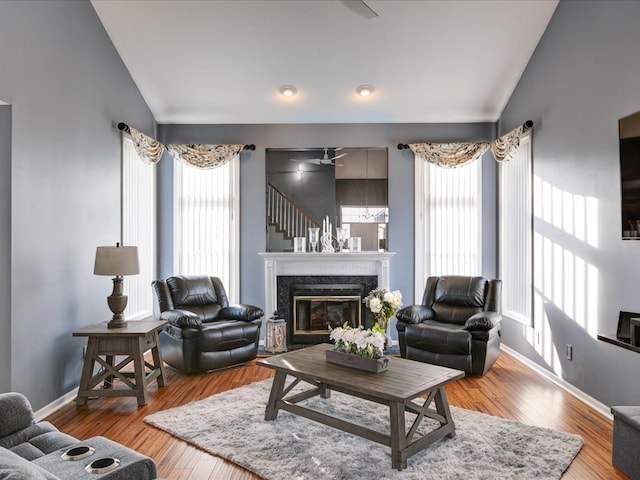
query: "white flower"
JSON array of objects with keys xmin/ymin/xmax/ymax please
[
  {"xmin": 329, "ymin": 327, "xmax": 344, "ymax": 342},
  {"xmin": 369, "ymin": 332, "xmax": 385, "ymax": 351},
  {"xmin": 354, "ymin": 334, "xmax": 368, "ymax": 350},
  {"xmin": 369, "ymin": 297, "xmax": 382, "ymax": 313},
  {"xmin": 383, "ymin": 291, "xmax": 394, "ymax": 303},
  {"xmin": 329, "ymin": 325, "xmax": 386, "ymax": 359},
  {"xmin": 392, "ymin": 290, "xmax": 403, "ymax": 306},
  {"xmin": 343, "ymin": 328, "xmax": 357, "ymax": 343}
]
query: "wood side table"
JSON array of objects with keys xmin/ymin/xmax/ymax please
[{"xmin": 73, "ymin": 320, "xmax": 167, "ymax": 406}]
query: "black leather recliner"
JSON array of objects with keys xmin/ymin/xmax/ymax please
[
  {"xmin": 396, "ymin": 276, "xmax": 502, "ymax": 376},
  {"xmin": 152, "ymin": 275, "xmax": 264, "ymax": 374}
]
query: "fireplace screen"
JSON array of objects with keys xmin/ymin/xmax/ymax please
[{"xmin": 293, "ymin": 296, "xmax": 361, "ymax": 334}]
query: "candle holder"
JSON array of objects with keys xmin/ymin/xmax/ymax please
[
  {"xmin": 321, "ymin": 232, "xmax": 335, "ymax": 253},
  {"xmin": 336, "ymin": 227, "xmax": 348, "ymax": 252},
  {"xmin": 308, "ymin": 228, "xmax": 320, "ymax": 253}
]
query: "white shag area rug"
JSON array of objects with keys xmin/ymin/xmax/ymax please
[{"xmin": 144, "ymin": 379, "xmax": 583, "ymax": 480}]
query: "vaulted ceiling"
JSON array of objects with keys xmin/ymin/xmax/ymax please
[{"xmin": 91, "ymin": 0, "xmax": 558, "ymax": 124}]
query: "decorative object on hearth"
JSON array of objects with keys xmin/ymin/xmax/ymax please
[
  {"xmin": 265, "ymin": 311, "xmax": 287, "ymax": 354},
  {"xmin": 93, "ymin": 243, "xmax": 139, "ymax": 329},
  {"xmin": 144, "ymin": 379, "xmax": 584, "ymax": 480},
  {"xmin": 308, "ymin": 227, "xmax": 319, "ymax": 253}
]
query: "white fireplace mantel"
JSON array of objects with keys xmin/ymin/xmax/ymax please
[{"xmin": 258, "ymin": 252, "xmax": 396, "ymax": 319}]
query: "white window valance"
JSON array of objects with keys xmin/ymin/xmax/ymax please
[
  {"xmin": 166, "ymin": 144, "xmax": 244, "ymax": 169},
  {"xmin": 409, "ymin": 142, "xmax": 491, "ymax": 168},
  {"xmin": 491, "ymin": 125, "xmax": 525, "ymax": 163},
  {"xmin": 408, "ymin": 123, "xmax": 530, "ymax": 168},
  {"xmin": 120, "ymin": 123, "xmax": 248, "ymax": 170},
  {"xmin": 128, "ymin": 126, "xmax": 165, "ymax": 165}
]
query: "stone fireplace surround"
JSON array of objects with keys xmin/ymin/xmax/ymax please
[
  {"xmin": 259, "ymin": 252, "xmax": 395, "ymax": 346},
  {"xmin": 280, "ymin": 276, "xmax": 377, "ymax": 344}
]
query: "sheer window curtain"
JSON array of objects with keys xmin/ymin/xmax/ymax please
[
  {"xmin": 499, "ymin": 133, "xmax": 533, "ymax": 325},
  {"xmin": 173, "ymin": 155, "xmax": 240, "ymax": 303},
  {"xmin": 414, "ymin": 156, "xmax": 482, "ymax": 301},
  {"xmin": 122, "ymin": 134, "xmax": 156, "ymax": 320}
]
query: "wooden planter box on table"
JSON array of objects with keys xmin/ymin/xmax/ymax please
[{"xmin": 325, "ymin": 349, "xmax": 389, "ymax": 373}]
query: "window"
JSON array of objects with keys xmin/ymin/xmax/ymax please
[
  {"xmin": 174, "ymin": 156, "xmax": 240, "ymax": 302},
  {"xmin": 499, "ymin": 133, "xmax": 533, "ymax": 325},
  {"xmin": 122, "ymin": 135, "xmax": 156, "ymax": 320},
  {"xmin": 414, "ymin": 157, "xmax": 482, "ymax": 299}
]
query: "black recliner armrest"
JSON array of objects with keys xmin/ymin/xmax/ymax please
[
  {"xmin": 464, "ymin": 311, "xmax": 502, "ymax": 331},
  {"xmin": 219, "ymin": 304, "xmax": 264, "ymax": 321},
  {"xmin": 396, "ymin": 305, "xmax": 435, "ymax": 324},
  {"xmin": 160, "ymin": 309, "xmax": 202, "ymax": 328}
]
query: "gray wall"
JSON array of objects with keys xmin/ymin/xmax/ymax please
[
  {"xmin": 0, "ymin": 1, "xmax": 155, "ymax": 409},
  {"xmin": 500, "ymin": 0, "xmax": 640, "ymax": 406},
  {"xmin": 158, "ymin": 123, "xmax": 496, "ymax": 339},
  {"xmin": 0, "ymin": 105, "xmax": 11, "ymax": 392}
]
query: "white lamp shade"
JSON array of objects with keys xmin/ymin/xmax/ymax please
[{"xmin": 94, "ymin": 246, "xmax": 140, "ymax": 276}]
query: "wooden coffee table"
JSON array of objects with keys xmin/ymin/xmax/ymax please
[{"xmin": 257, "ymin": 344, "xmax": 464, "ymax": 470}]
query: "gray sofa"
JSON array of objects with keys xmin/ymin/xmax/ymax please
[{"xmin": 0, "ymin": 392, "xmax": 157, "ymax": 479}]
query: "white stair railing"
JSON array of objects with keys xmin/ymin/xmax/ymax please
[{"xmin": 267, "ymin": 184, "xmax": 319, "ymax": 239}]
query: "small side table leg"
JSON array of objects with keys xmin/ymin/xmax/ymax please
[
  {"xmin": 150, "ymin": 331, "xmax": 166, "ymax": 388},
  {"xmin": 264, "ymin": 372, "xmax": 287, "ymax": 421},
  {"xmin": 76, "ymin": 339, "xmax": 98, "ymax": 406},
  {"xmin": 133, "ymin": 337, "xmax": 148, "ymax": 406},
  {"xmin": 103, "ymin": 355, "xmax": 114, "ymax": 389}
]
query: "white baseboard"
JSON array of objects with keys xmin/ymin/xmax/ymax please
[
  {"xmin": 34, "ymin": 388, "xmax": 78, "ymax": 422},
  {"xmin": 501, "ymin": 344, "xmax": 612, "ymax": 420}
]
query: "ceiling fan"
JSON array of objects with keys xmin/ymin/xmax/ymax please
[
  {"xmin": 338, "ymin": 0, "xmax": 379, "ymax": 20},
  {"xmin": 290, "ymin": 148, "xmax": 348, "ymax": 166}
]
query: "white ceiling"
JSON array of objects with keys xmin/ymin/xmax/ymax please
[{"xmin": 91, "ymin": 0, "xmax": 558, "ymax": 125}]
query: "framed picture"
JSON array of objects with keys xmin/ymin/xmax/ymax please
[{"xmin": 616, "ymin": 311, "xmax": 639, "ymax": 341}]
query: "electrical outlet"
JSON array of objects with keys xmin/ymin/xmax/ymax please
[{"xmin": 566, "ymin": 344, "xmax": 573, "ymax": 361}]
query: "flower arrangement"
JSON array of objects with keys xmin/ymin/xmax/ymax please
[
  {"xmin": 329, "ymin": 324, "xmax": 386, "ymax": 359},
  {"xmin": 364, "ymin": 287, "xmax": 403, "ymax": 332}
]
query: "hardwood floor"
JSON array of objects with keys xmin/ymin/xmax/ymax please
[{"xmin": 45, "ymin": 350, "xmax": 628, "ymax": 480}]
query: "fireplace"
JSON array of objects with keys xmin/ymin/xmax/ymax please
[
  {"xmin": 293, "ymin": 295, "xmax": 361, "ymax": 334},
  {"xmin": 259, "ymin": 252, "xmax": 396, "ymax": 347},
  {"xmin": 278, "ymin": 276, "xmax": 377, "ymax": 345}
]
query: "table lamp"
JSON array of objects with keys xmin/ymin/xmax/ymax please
[{"xmin": 94, "ymin": 243, "xmax": 140, "ymax": 328}]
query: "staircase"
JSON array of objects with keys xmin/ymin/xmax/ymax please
[{"xmin": 267, "ymin": 183, "xmax": 320, "ymax": 240}]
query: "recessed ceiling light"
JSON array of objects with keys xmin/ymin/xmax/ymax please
[
  {"xmin": 280, "ymin": 85, "xmax": 297, "ymax": 97},
  {"xmin": 357, "ymin": 85, "xmax": 374, "ymax": 97}
]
